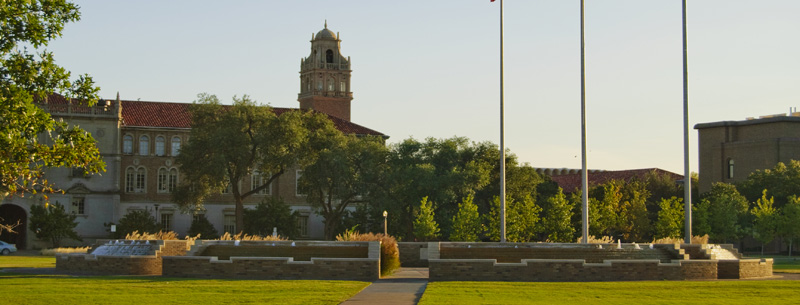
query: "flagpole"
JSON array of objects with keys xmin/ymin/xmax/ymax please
[
  {"xmin": 499, "ymin": 0, "xmax": 507, "ymax": 243},
  {"xmin": 682, "ymin": 0, "xmax": 692, "ymax": 244},
  {"xmin": 580, "ymin": 0, "xmax": 589, "ymax": 244}
]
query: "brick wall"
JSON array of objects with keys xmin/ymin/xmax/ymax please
[
  {"xmin": 398, "ymin": 242, "xmax": 429, "ymax": 267},
  {"xmin": 718, "ymin": 259, "xmax": 774, "ymax": 279},
  {"xmin": 56, "ymin": 240, "xmax": 191, "ymax": 275}
]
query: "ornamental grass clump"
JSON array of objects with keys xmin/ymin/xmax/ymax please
[
  {"xmin": 125, "ymin": 230, "xmax": 179, "ymax": 240},
  {"xmin": 653, "ymin": 234, "xmax": 709, "ymax": 244},
  {"xmin": 336, "ymin": 230, "xmax": 400, "ymax": 277},
  {"xmin": 217, "ymin": 232, "xmax": 288, "ymax": 241},
  {"xmin": 40, "ymin": 247, "xmax": 90, "ymax": 256}
]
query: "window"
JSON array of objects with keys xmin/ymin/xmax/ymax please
[
  {"xmin": 71, "ymin": 167, "xmax": 88, "ymax": 178},
  {"xmin": 136, "ymin": 168, "xmax": 146, "ymax": 192},
  {"xmin": 327, "ymin": 78, "xmax": 334, "ymax": 91},
  {"xmin": 158, "ymin": 168, "xmax": 168, "ymax": 193},
  {"xmin": 325, "ymin": 49, "xmax": 334, "ymax": 63},
  {"xmin": 251, "ymin": 171, "xmax": 271, "ymax": 195},
  {"xmin": 223, "ymin": 215, "xmax": 236, "ymax": 234},
  {"xmin": 155, "ymin": 136, "xmax": 165, "ymax": 156},
  {"xmin": 169, "ymin": 168, "xmax": 178, "ymax": 192},
  {"xmin": 297, "ymin": 215, "xmax": 309, "ymax": 237},
  {"xmin": 171, "ymin": 136, "xmax": 181, "ymax": 156},
  {"xmin": 728, "ymin": 159, "xmax": 735, "ymax": 179},
  {"xmin": 70, "ymin": 197, "xmax": 85, "ymax": 215},
  {"xmin": 295, "ymin": 170, "xmax": 306, "ymax": 196},
  {"xmin": 139, "ymin": 135, "xmax": 149, "ymax": 156},
  {"xmin": 123, "ymin": 135, "xmax": 133, "ymax": 154},
  {"xmin": 161, "ymin": 213, "xmax": 172, "ymax": 231},
  {"xmin": 316, "ymin": 80, "xmax": 322, "ymax": 90},
  {"xmin": 222, "ymin": 182, "xmax": 231, "ymax": 194},
  {"xmin": 340, "ymin": 81, "xmax": 346, "ymax": 92},
  {"xmin": 125, "ymin": 167, "xmax": 135, "ymax": 193}
]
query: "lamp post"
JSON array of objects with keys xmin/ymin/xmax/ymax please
[{"xmin": 383, "ymin": 211, "xmax": 388, "ymax": 235}]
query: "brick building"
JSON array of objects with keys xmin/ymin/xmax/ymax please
[
  {"xmin": 0, "ymin": 23, "xmax": 384, "ymax": 248},
  {"xmin": 695, "ymin": 113, "xmax": 800, "ymax": 193}
]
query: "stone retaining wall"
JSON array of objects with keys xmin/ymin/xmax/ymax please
[
  {"xmin": 162, "ymin": 240, "xmax": 381, "ymax": 281},
  {"xmin": 56, "ymin": 240, "xmax": 191, "ymax": 275},
  {"xmin": 398, "ymin": 242, "xmax": 429, "ymax": 267},
  {"xmin": 718, "ymin": 259, "xmax": 774, "ymax": 279}
]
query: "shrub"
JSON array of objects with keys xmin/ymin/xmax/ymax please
[
  {"xmin": 29, "ymin": 202, "xmax": 82, "ymax": 248},
  {"xmin": 336, "ymin": 229, "xmax": 400, "ymax": 277},
  {"xmin": 243, "ymin": 198, "xmax": 299, "ymax": 239},
  {"xmin": 188, "ymin": 214, "xmax": 219, "ymax": 239},
  {"xmin": 110, "ymin": 210, "xmax": 161, "ymax": 238}
]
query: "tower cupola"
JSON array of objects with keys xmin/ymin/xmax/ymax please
[{"xmin": 298, "ymin": 21, "xmax": 353, "ymax": 121}]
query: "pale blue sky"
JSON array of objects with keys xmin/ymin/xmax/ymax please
[{"xmin": 47, "ymin": 1, "xmax": 799, "ymax": 174}]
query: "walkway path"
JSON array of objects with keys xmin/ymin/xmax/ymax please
[{"xmin": 340, "ymin": 267, "xmax": 429, "ymax": 305}]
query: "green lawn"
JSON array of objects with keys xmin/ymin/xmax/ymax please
[
  {"xmin": 420, "ymin": 281, "xmax": 800, "ymax": 305},
  {"xmin": 0, "ymin": 255, "xmax": 55, "ymax": 269},
  {"xmin": 0, "ymin": 255, "xmax": 368, "ymax": 304}
]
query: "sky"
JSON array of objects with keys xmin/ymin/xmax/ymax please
[{"xmin": 46, "ymin": 1, "xmax": 799, "ymax": 174}]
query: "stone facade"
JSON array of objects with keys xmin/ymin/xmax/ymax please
[{"xmin": 695, "ymin": 114, "xmax": 800, "ymax": 193}]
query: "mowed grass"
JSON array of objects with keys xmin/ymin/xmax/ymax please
[
  {"xmin": 420, "ymin": 281, "xmax": 800, "ymax": 305},
  {"xmin": 0, "ymin": 274, "xmax": 369, "ymax": 305},
  {"xmin": 0, "ymin": 255, "xmax": 368, "ymax": 304},
  {"xmin": 0, "ymin": 255, "xmax": 55, "ymax": 268}
]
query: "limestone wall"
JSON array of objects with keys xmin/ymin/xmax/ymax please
[
  {"xmin": 56, "ymin": 240, "xmax": 191, "ymax": 275},
  {"xmin": 718, "ymin": 259, "xmax": 774, "ymax": 279},
  {"xmin": 398, "ymin": 242, "xmax": 429, "ymax": 267}
]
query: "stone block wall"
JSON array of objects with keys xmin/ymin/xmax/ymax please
[
  {"xmin": 428, "ymin": 259, "xmax": 718, "ymax": 282},
  {"xmin": 56, "ymin": 240, "xmax": 191, "ymax": 276},
  {"xmin": 398, "ymin": 242, "xmax": 429, "ymax": 267},
  {"xmin": 718, "ymin": 259, "xmax": 773, "ymax": 279},
  {"xmin": 162, "ymin": 240, "xmax": 381, "ymax": 281}
]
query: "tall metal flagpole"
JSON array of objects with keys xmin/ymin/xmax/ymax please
[
  {"xmin": 499, "ymin": 0, "xmax": 507, "ymax": 243},
  {"xmin": 580, "ymin": 0, "xmax": 589, "ymax": 244},
  {"xmin": 682, "ymin": 0, "xmax": 692, "ymax": 244}
]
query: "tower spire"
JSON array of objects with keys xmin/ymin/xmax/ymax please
[{"xmin": 324, "ymin": 20, "xmax": 327, "ymax": 29}]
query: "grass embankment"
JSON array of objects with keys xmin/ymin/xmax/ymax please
[
  {"xmin": 0, "ymin": 255, "xmax": 368, "ymax": 305},
  {"xmin": 420, "ymin": 281, "xmax": 800, "ymax": 305}
]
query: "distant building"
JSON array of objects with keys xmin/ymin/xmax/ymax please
[
  {"xmin": 0, "ymin": 23, "xmax": 384, "ymax": 249},
  {"xmin": 544, "ymin": 168, "xmax": 683, "ymax": 193},
  {"xmin": 694, "ymin": 113, "xmax": 800, "ymax": 193}
]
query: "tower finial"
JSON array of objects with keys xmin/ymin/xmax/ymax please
[{"xmin": 324, "ymin": 20, "xmax": 327, "ymax": 29}]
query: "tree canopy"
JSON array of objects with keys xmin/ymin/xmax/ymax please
[{"xmin": 1, "ymin": 0, "xmax": 104, "ymax": 198}]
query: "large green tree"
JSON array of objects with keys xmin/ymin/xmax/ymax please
[
  {"xmin": 780, "ymin": 196, "xmax": 800, "ymax": 256},
  {"xmin": 751, "ymin": 190, "xmax": 779, "ymax": 255},
  {"xmin": 541, "ymin": 188, "xmax": 575, "ymax": 242},
  {"xmin": 738, "ymin": 161, "xmax": 800, "ymax": 208},
  {"xmin": 655, "ymin": 197, "xmax": 684, "ymax": 239},
  {"xmin": 449, "ymin": 195, "xmax": 482, "ymax": 242},
  {"xmin": 1, "ymin": 0, "xmax": 104, "ymax": 198},
  {"xmin": 299, "ymin": 130, "xmax": 388, "ymax": 240},
  {"xmin": 412, "ymin": 197, "xmax": 440, "ymax": 241},
  {"xmin": 28, "ymin": 202, "xmax": 81, "ymax": 247},
  {"xmin": 695, "ymin": 182, "xmax": 750, "ymax": 243},
  {"xmin": 173, "ymin": 93, "xmax": 309, "ymax": 233}
]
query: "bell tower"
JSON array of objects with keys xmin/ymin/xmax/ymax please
[{"xmin": 298, "ymin": 21, "xmax": 353, "ymax": 121}]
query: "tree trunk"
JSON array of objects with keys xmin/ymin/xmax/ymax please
[
  {"xmin": 323, "ymin": 212, "xmax": 339, "ymax": 240},
  {"xmin": 235, "ymin": 195, "xmax": 244, "ymax": 235},
  {"xmin": 790, "ymin": 239, "xmax": 794, "ymax": 257}
]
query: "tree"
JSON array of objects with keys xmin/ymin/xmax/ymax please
[
  {"xmin": 696, "ymin": 182, "xmax": 750, "ymax": 243},
  {"xmin": 486, "ymin": 195, "xmax": 541, "ymax": 242},
  {"xmin": 449, "ymin": 195, "xmax": 482, "ymax": 242},
  {"xmin": 619, "ymin": 180, "xmax": 651, "ymax": 242},
  {"xmin": 541, "ymin": 188, "xmax": 575, "ymax": 243},
  {"xmin": 174, "ymin": 94, "xmax": 309, "ymax": 233},
  {"xmin": 28, "ymin": 202, "xmax": 81, "ymax": 247},
  {"xmin": 243, "ymin": 197, "xmax": 299, "ymax": 239},
  {"xmin": 187, "ymin": 214, "xmax": 219, "ymax": 239},
  {"xmin": 738, "ymin": 161, "xmax": 800, "ymax": 208},
  {"xmin": 1, "ymin": 0, "xmax": 104, "ymax": 198},
  {"xmin": 110, "ymin": 209, "xmax": 160, "ymax": 239},
  {"xmin": 299, "ymin": 129, "xmax": 388, "ymax": 240},
  {"xmin": 780, "ymin": 196, "xmax": 800, "ymax": 256},
  {"xmin": 0, "ymin": 218, "xmax": 20, "ymax": 236},
  {"xmin": 751, "ymin": 190, "xmax": 778, "ymax": 255},
  {"xmin": 655, "ymin": 197, "xmax": 684, "ymax": 239},
  {"xmin": 413, "ymin": 197, "xmax": 440, "ymax": 241}
]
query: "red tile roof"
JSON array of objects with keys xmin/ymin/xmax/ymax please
[
  {"xmin": 549, "ymin": 168, "xmax": 684, "ymax": 193},
  {"xmin": 119, "ymin": 99, "xmax": 385, "ymax": 136}
]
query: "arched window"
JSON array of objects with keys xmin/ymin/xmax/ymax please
[
  {"xmin": 171, "ymin": 136, "xmax": 181, "ymax": 156},
  {"xmin": 728, "ymin": 159, "xmax": 735, "ymax": 179},
  {"xmin": 327, "ymin": 77, "xmax": 334, "ymax": 91},
  {"xmin": 316, "ymin": 80, "xmax": 323, "ymax": 90},
  {"xmin": 155, "ymin": 136, "xmax": 165, "ymax": 156},
  {"xmin": 158, "ymin": 168, "xmax": 168, "ymax": 192},
  {"xmin": 139, "ymin": 135, "xmax": 149, "ymax": 156},
  {"xmin": 123, "ymin": 135, "xmax": 133, "ymax": 154},
  {"xmin": 136, "ymin": 167, "xmax": 146, "ymax": 192},
  {"xmin": 169, "ymin": 168, "xmax": 178, "ymax": 192},
  {"xmin": 340, "ymin": 81, "xmax": 346, "ymax": 92},
  {"xmin": 325, "ymin": 49, "xmax": 334, "ymax": 63},
  {"xmin": 125, "ymin": 167, "xmax": 135, "ymax": 192}
]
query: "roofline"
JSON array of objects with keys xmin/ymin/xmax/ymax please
[{"xmin": 695, "ymin": 116, "xmax": 800, "ymax": 130}]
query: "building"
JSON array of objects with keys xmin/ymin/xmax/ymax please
[
  {"xmin": 544, "ymin": 168, "xmax": 683, "ymax": 193},
  {"xmin": 0, "ymin": 23, "xmax": 384, "ymax": 249},
  {"xmin": 695, "ymin": 113, "xmax": 800, "ymax": 193}
]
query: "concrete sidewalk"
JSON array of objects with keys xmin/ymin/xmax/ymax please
[{"xmin": 340, "ymin": 267, "xmax": 429, "ymax": 305}]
